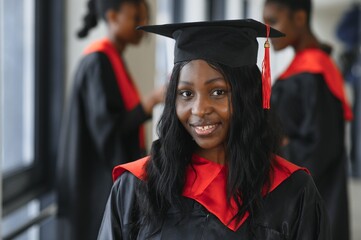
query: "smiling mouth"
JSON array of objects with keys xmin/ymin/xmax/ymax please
[{"xmin": 192, "ymin": 124, "xmax": 218, "ymax": 136}]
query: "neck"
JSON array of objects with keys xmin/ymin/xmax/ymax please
[
  {"xmin": 108, "ymin": 34, "xmax": 126, "ymax": 55},
  {"xmin": 195, "ymin": 147, "xmax": 226, "ymax": 164},
  {"xmin": 293, "ymin": 29, "xmax": 319, "ymax": 52}
]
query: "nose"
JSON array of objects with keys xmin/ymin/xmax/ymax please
[{"xmin": 191, "ymin": 95, "xmax": 212, "ymax": 117}]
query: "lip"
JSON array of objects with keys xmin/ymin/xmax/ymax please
[{"xmin": 190, "ymin": 123, "xmax": 219, "ymax": 136}]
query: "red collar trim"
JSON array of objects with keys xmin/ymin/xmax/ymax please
[
  {"xmin": 278, "ymin": 48, "xmax": 353, "ymax": 120},
  {"xmin": 84, "ymin": 38, "xmax": 140, "ymax": 110},
  {"xmin": 112, "ymin": 155, "xmax": 307, "ymax": 232},
  {"xmin": 112, "ymin": 156, "xmax": 149, "ymax": 182}
]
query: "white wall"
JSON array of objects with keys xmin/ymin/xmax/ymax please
[{"xmin": 65, "ymin": 0, "xmax": 157, "ymax": 150}]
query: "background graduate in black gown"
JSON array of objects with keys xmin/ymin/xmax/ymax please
[
  {"xmin": 56, "ymin": 0, "xmax": 164, "ymax": 239},
  {"xmin": 336, "ymin": 3, "xmax": 361, "ymax": 179},
  {"xmin": 98, "ymin": 19, "xmax": 331, "ymax": 240},
  {"xmin": 263, "ymin": 0, "xmax": 353, "ymax": 239}
]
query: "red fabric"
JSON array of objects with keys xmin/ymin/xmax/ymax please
[
  {"xmin": 112, "ymin": 154, "xmax": 307, "ymax": 231},
  {"xmin": 278, "ymin": 48, "xmax": 353, "ymax": 121},
  {"xmin": 84, "ymin": 38, "xmax": 145, "ymax": 149},
  {"xmin": 112, "ymin": 156, "xmax": 149, "ymax": 182},
  {"xmin": 262, "ymin": 24, "xmax": 271, "ymax": 109}
]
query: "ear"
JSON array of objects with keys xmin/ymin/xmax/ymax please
[
  {"xmin": 293, "ymin": 10, "xmax": 307, "ymax": 28},
  {"xmin": 105, "ymin": 9, "xmax": 117, "ymax": 24}
]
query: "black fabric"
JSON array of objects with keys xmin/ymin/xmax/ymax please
[
  {"xmin": 98, "ymin": 170, "xmax": 331, "ymax": 239},
  {"xmin": 137, "ymin": 19, "xmax": 284, "ymax": 67},
  {"xmin": 271, "ymin": 72, "xmax": 349, "ymax": 240},
  {"xmin": 56, "ymin": 52, "xmax": 150, "ymax": 240}
]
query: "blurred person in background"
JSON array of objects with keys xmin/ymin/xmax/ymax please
[
  {"xmin": 56, "ymin": 0, "xmax": 164, "ymax": 239},
  {"xmin": 336, "ymin": 3, "xmax": 361, "ymax": 179},
  {"xmin": 263, "ymin": 0, "xmax": 353, "ymax": 239}
]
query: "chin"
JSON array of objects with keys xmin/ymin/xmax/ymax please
[
  {"xmin": 130, "ymin": 40, "xmax": 141, "ymax": 45},
  {"xmin": 131, "ymin": 36, "xmax": 143, "ymax": 45},
  {"xmin": 193, "ymin": 139, "xmax": 220, "ymax": 150}
]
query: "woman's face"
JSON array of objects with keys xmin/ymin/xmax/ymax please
[
  {"xmin": 176, "ymin": 60, "xmax": 231, "ymax": 158},
  {"xmin": 111, "ymin": 2, "xmax": 148, "ymax": 44},
  {"xmin": 263, "ymin": 2, "xmax": 298, "ymax": 51}
]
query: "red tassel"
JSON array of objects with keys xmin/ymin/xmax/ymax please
[{"xmin": 262, "ymin": 24, "xmax": 271, "ymax": 109}]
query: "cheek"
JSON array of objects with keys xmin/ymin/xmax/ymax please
[
  {"xmin": 216, "ymin": 101, "xmax": 232, "ymax": 126},
  {"xmin": 223, "ymin": 108, "xmax": 232, "ymax": 126},
  {"xmin": 221, "ymin": 98, "xmax": 232, "ymax": 117},
  {"xmin": 228, "ymin": 104, "xmax": 233, "ymax": 117},
  {"xmin": 220, "ymin": 105, "xmax": 230, "ymax": 116},
  {"xmin": 175, "ymin": 101, "xmax": 188, "ymax": 123},
  {"xmin": 123, "ymin": 23, "xmax": 137, "ymax": 36},
  {"xmin": 277, "ymin": 19, "xmax": 296, "ymax": 40},
  {"xmin": 116, "ymin": 16, "xmax": 136, "ymax": 35}
]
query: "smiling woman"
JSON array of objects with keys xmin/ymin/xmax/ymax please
[{"xmin": 97, "ymin": 19, "xmax": 332, "ymax": 239}]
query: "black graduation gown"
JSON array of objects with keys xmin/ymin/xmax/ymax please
[
  {"xmin": 271, "ymin": 72, "xmax": 349, "ymax": 240},
  {"xmin": 56, "ymin": 52, "xmax": 150, "ymax": 240},
  {"xmin": 97, "ymin": 170, "xmax": 331, "ymax": 239}
]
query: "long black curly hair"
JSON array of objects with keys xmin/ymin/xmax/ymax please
[
  {"xmin": 77, "ymin": 0, "xmax": 146, "ymax": 38},
  {"xmin": 136, "ymin": 60, "xmax": 282, "ymax": 233}
]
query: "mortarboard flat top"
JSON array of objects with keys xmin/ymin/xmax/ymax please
[{"xmin": 137, "ymin": 19, "xmax": 284, "ymax": 67}]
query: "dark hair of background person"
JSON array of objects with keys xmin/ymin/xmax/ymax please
[
  {"xmin": 77, "ymin": 0, "xmax": 147, "ymax": 38},
  {"xmin": 135, "ymin": 61, "xmax": 282, "ymax": 236},
  {"xmin": 265, "ymin": 0, "xmax": 312, "ymax": 26}
]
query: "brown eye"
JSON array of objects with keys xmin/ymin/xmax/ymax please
[
  {"xmin": 178, "ymin": 90, "xmax": 193, "ymax": 98},
  {"xmin": 212, "ymin": 89, "xmax": 226, "ymax": 96}
]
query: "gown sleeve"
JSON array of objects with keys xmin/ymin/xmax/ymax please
[
  {"xmin": 288, "ymin": 172, "xmax": 331, "ymax": 240},
  {"xmin": 258, "ymin": 170, "xmax": 331, "ymax": 240},
  {"xmin": 97, "ymin": 172, "xmax": 140, "ymax": 240},
  {"xmin": 76, "ymin": 52, "xmax": 150, "ymax": 161}
]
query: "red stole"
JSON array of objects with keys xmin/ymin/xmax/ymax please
[
  {"xmin": 84, "ymin": 38, "xmax": 145, "ymax": 149},
  {"xmin": 278, "ymin": 48, "xmax": 353, "ymax": 120},
  {"xmin": 112, "ymin": 155, "xmax": 308, "ymax": 231}
]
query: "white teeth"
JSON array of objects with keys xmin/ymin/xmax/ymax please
[{"xmin": 196, "ymin": 125, "xmax": 216, "ymax": 131}]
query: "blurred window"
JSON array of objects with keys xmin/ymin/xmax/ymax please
[
  {"xmin": 1, "ymin": 0, "xmax": 35, "ymax": 174},
  {"xmin": 2, "ymin": 200, "xmax": 40, "ymax": 240},
  {"xmin": 1, "ymin": 0, "xmax": 67, "ymax": 238}
]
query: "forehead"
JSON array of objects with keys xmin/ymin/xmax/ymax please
[
  {"xmin": 178, "ymin": 60, "xmax": 225, "ymax": 83},
  {"xmin": 118, "ymin": 2, "xmax": 144, "ymax": 13}
]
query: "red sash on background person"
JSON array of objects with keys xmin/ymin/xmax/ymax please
[
  {"xmin": 112, "ymin": 155, "xmax": 308, "ymax": 231},
  {"xmin": 278, "ymin": 48, "xmax": 353, "ymax": 121},
  {"xmin": 84, "ymin": 38, "xmax": 145, "ymax": 150}
]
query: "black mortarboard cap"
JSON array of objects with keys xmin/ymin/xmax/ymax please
[
  {"xmin": 137, "ymin": 19, "xmax": 284, "ymax": 67},
  {"xmin": 137, "ymin": 19, "xmax": 285, "ymax": 109}
]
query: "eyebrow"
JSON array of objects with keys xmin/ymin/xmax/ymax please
[{"xmin": 178, "ymin": 77, "xmax": 225, "ymax": 85}]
